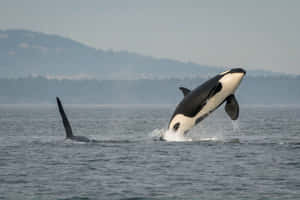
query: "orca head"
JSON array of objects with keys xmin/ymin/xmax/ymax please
[{"xmin": 218, "ymin": 68, "xmax": 246, "ymax": 96}]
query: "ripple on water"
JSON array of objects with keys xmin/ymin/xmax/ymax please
[{"xmin": 0, "ymin": 105, "xmax": 300, "ymax": 199}]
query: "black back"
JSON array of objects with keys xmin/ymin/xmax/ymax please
[{"xmin": 169, "ymin": 74, "xmax": 222, "ymax": 121}]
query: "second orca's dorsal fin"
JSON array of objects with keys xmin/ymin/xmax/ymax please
[
  {"xmin": 56, "ymin": 97, "xmax": 73, "ymax": 138},
  {"xmin": 225, "ymin": 95, "xmax": 239, "ymax": 120},
  {"xmin": 179, "ymin": 87, "xmax": 191, "ymax": 96}
]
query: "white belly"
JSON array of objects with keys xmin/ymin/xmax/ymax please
[{"xmin": 168, "ymin": 83, "xmax": 234, "ymax": 134}]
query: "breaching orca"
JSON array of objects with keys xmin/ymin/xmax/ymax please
[
  {"xmin": 56, "ymin": 97, "xmax": 91, "ymax": 142},
  {"xmin": 165, "ymin": 68, "xmax": 246, "ymax": 140}
]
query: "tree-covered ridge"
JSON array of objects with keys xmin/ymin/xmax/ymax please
[
  {"xmin": 0, "ymin": 29, "xmax": 281, "ymax": 79},
  {"xmin": 0, "ymin": 76, "xmax": 299, "ymax": 105}
]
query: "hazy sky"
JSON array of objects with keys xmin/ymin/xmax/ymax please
[{"xmin": 1, "ymin": 0, "xmax": 299, "ymax": 74}]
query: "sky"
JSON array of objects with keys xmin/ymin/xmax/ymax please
[{"xmin": 1, "ymin": 0, "xmax": 300, "ymax": 74}]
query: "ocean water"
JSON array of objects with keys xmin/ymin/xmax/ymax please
[{"xmin": 0, "ymin": 104, "xmax": 300, "ymax": 200}]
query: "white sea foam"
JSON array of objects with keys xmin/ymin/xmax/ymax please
[
  {"xmin": 151, "ymin": 127, "xmax": 224, "ymax": 142},
  {"xmin": 162, "ymin": 129, "xmax": 193, "ymax": 142},
  {"xmin": 196, "ymin": 136, "xmax": 219, "ymax": 141},
  {"xmin": 151, "ymin": 119, "xmax": 243, "ymax": 143},
  {"xmin": 150, "ymin": 128, "xmax": 192, "ymax": 142}
]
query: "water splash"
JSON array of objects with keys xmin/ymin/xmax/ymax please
[
  {"xmin": 196, "ymin": 136, "xmax": 219, "ymax": 142},
  {"xmin": 162, "ymin": 129, "xmax": 192, "ymax": 142},
  {"xmin": 149, "ymin": 128, "xmax": 165, "ymax": 139},
  {"xmin": 150, "ymin": 119, "xmax": 242, "ymax": 143},
  {"xmin": 150, "ymin": 128, "xmax": 192, "ymax": 142},
  {"xmin": 231, "ymin": 119, "xmax": 241, "ymax": 133},
  {"xmin": 150, "ymin": 127, "xmax": 225, "ymax": 142}
]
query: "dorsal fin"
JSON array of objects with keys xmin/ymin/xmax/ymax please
[
  {"xmin": 179, "ymin": 87, "xmax": 191, "ymax": 96},
  {"xmin": 56, "ymin": 97, "xmax": 73, "ymax": 138}
]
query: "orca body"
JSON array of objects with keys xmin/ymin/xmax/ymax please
[
  {"xmin": 56, "ymin": 97, "xmax": 91, "ymax": 142},
  {"xmin": 167, "ymin": 68, "xmax": 246, "ymax": 138}
]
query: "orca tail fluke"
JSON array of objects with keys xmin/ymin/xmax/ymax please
[{"xmin": 56, "ymin": 97, "xmax": 73, "ymax": 138}]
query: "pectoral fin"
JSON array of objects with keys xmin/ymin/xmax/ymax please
[
  {"xmin": 225, "ymin": 95, "xmax": 239, "ymax": 120},
  {"xmin": 179, "ymin": 87, "xmax": 191, "ymax": 96}
]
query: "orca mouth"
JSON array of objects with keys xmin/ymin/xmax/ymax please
[{"xmin": 230, "ymin": 68, "xmax": 246, "ymax": 74}]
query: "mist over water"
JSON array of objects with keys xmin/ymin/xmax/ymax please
[{"xmin": 0, "ymin": 104, "xmax": 300, "ymax": 199}]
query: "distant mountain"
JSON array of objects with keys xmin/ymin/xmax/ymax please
[{"xmin": 0, "ymin": 29, "xmax": 282, "ymax": 79}]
